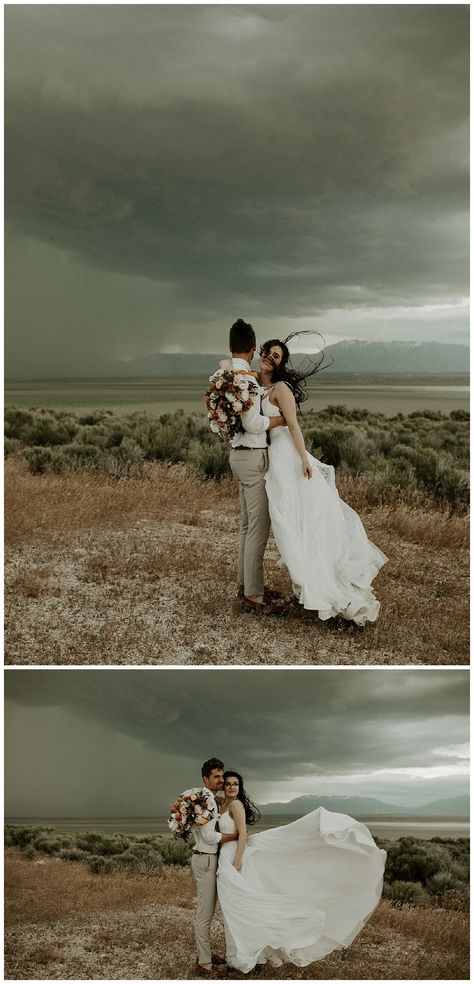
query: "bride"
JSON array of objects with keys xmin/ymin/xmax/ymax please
[
  {"xmin": 258, "ymin": 336, "xmax": 388, "ymax": 624},
  {"xmin": 216, "ymin": 770, "xmax": 386, "ymax": 974}
]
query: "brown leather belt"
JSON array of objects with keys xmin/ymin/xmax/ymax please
[
  {"xmin": 193, "ymin": 850, "xmax": 217, "ymax": 856},
  {"xmin": 231, "ymin": 446, "xmax": 266, "ymax": 451}
]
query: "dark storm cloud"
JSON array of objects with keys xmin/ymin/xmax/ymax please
[
  {"xmin": 6, "ymin": 669, "xmax": 469, "ymax": 780},
  {"xmin": 4, "ymin": 5, "xmax": 469, "ymax": 372}
]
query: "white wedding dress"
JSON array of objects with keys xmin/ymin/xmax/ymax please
[
  {"xmin": 216, "ymin": 807, "xmax": 386, "ymax": 974},
  {"xmin": 262, "ymin": 393, "xmax": 388, "ymax": 623}
]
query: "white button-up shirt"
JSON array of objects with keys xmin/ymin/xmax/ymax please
[
  {"xmin": 229, "ymin": 358, "xmax": 270, "ymax": 449},
  {"xmin": 182, "ymin": 787, "xmax": 223, "ymax": 854}
]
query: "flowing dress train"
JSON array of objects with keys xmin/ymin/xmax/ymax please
[
  {"xmin": 216, "ymin": 806, "xmax": 386, "ymax": 973},
  {"xmin": 262, "ymin": 394, "xmax": 388, "ymax": 623}
]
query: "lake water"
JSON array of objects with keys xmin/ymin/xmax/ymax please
[
  {"xmin": 6, "ymin": 816, "xmax": 469, "ymax": 842},
  {"xmin": 5, "ymin": 374, "xmax": 470, "ymax": 416}
]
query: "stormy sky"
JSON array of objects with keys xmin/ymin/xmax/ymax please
[
  {"xmin": 5, "ymin": 669, "xmax": 469, "ymax": 816},
  {"xmin": 5, "ymin": 4, "xmax": 469, "ymax": 377}
]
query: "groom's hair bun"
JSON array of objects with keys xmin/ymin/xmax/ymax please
[
  {"xmin": 201, "ymin": 757, "xmax": 225, "ymax": 778},
  {"xmin": 230, "ymin": 318, "xmax": 256, "ymax": 354}
]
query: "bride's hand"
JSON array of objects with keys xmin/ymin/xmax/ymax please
[
  {"xmin": 302, "ymin": 457, "xmax": 313, "ymax": 479},
  {"xmin": 233, "ymin": 860, "xmax": 242, "ymax": 871}
]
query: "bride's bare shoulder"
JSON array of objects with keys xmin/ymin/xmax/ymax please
[
  {"xmin": 273, "ymin": 380, "xmax": 295, "ymax": 398},
  {"xmin": 229, "ymin": 799, "xmax": 245, "ymax": 817}
]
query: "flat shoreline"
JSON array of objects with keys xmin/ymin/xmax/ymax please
[
  {"xmin": 5, "ymin": 816, "xmax": 470, "ymax": 841},
  {"xmin": 5, "ymin": 373, "xmax": 470, "ymax": 415}
]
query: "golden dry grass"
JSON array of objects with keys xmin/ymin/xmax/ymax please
[
  {"xmin": 5, "ymin": 851, "xmax": 195, "ymax": 926},
  {"xmin": 5, "ymin": 459, "xmax": 469, "ymax": 665},
  {"xmin": 4, "ymin": 850, "xmax": 469, "ymax": 980}
]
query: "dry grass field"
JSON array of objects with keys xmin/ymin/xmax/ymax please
[
  {"xmin": 4, "ymin": 849, "xmax": 469, "ymax": 981},
  {"xmin": 5, "ymin": 459, "xmax": 468, "ymax": 665}
]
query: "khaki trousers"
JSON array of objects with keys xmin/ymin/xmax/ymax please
[
  {"xmin": 229, "ymin": 448, "xmax": 271, "ymax": 598},
  {"xmin": 191, "ymin": 853, "xmax": 218, "ymax": 966}
]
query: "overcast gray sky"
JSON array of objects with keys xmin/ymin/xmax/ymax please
[
  {"xmin": 5, "ymin": 4, "xmax": 469, "ymax": 377},
  {"xmin": 5, "ymin": 669, "xmax": 469, "ymax": 816}
]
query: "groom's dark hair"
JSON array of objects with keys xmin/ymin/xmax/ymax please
[
  {"xmin": 201, "ymin": 757, "xmax": 224, "ymax": 778},
  {"xmin": 229, "ymin": 318, "xmax": 256, "ymax": 354}
]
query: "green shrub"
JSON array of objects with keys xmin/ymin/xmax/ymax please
[
  {"xmin": 385, "ymin": 838, "xmax": 440, "ymax": 885},
  {"xmin": 113, "ymin": 848, "xmax": 164, "ymax": 874},
  {"xmin": 187, "ymin": 438, "xmax": 230, "ymax": 479},
  {"xmin": 104, "ymin": 440, "xmax": 145, "ymax": 479},
  {"xmin": 24, "ymin": 447, "xmax": 54, "ymax": 475},
  {"xmin": 34, "ymin": 837, "xmax": 60, "ymax": 855},
  {"xmin": 61, "ymin": 443, "xmax": 103, "ymax": 470},
  {"xmin": 5, "ymin": 404, "xmax": 470, "ymax": 509},
  {"xmin": 23, "ymin": 416, "xmax": 77, "ymax": 447},
  {"xmin": 88, "ymin": 855, "xmax": 115, "ymax": 874},
  {"xmin": 5, "ymin": 825, "xmax": 54, "ymax": 847},
  {"xmin": 159, "ymin": 839, "xmax": 193, "ymax": 866},
  {"xmin": 59, "ymin": 848, "xmax": 88, "ymax": 862},
  {"xmin": 426, "ymin": 871, "xmax": 466, "ymax": 895},
  {"xmin": 389, "ymin": 880, "xmax": 425, "ymax": 905},
  {"xmin": 75, "ymin": 832, "xmax": 130, "ymax": 856},
  {"xmin": 4, "ymin": 437, "xmax": 21, "ymax": 457},
  {"xmin": 5, "ymin": 407, "xmax": 34, "ymax": 439}
]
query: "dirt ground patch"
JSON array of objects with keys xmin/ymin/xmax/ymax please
[
  {"xmin": 5, "ymin": 461, "xmax": 468, "ymax": 665},
  {"xmin": 4, "ymin": 851, "xmax": 469, "ymax": 980}
]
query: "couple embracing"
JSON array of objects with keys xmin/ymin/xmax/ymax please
[
  {"xmin": 209, "ymin": 319, "xmax": 388, "ymax": 624},
  {"xmin": 182, "ymin": 757, "xmax": 385, "ymax": 977}
]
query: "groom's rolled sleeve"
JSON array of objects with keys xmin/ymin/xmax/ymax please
[
  {"xmin": 240, "ymin": 401, "xmax": 270, "ymax": 434},
  {"xmin": 199, "ymin": 820, "xmax": 222, "ymax": 846}
]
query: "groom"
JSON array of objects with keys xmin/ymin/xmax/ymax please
[
  {"xmin": 227, "ymin": 319, "xmax": 286, "ymax": 615},
  {"xmin": 188, "ymin": 757, "xmax": 238, "ymax": 978}
]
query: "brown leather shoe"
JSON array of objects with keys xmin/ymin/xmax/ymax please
[
  {"xmin": 195, "ymin": 964, "xmax": 218, "ymax": 978},
  {"xmin": 242, "ymin": 596, "xmax": 287, "ymax": 616},
  {"xmin": 211, "ymin": 955, "xmax": 227, "ymax": 966},
  {"xmin": 264, "ymin": 587, "xmax": 287, "ymax": 602}
]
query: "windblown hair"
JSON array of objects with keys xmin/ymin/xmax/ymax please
[
  {"xmin": 260, "ymin": 330, "xmax": 331, "ymax": 408},
  {"xmin": 229, "ymin": 318, "xmax": 256, "ymax": 354},
  {"xmin": 223, "ymin": 770, "xmax": 262, "ymax": 825},
  {"xmin": 201, "ymin": 757, "xmax": 224, "ymax": 779}
]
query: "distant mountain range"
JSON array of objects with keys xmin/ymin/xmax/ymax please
[
  {"xmin": 258, "ymin": 794, "xmax": 470, "ymax": 818},
  {"xmin": 9, "ymin": 339, "xmax": 467, "ymax": 380},
  {"xmin": 93, "ymin": 340, "xmax": 469, "ymax": 378}
]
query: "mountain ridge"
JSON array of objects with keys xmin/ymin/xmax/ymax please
[
  {"xmin": 6, "ymin": 340, "xmax": 469, "ymax": 379},
  {"xmin": 105, "ymin": 340, "xmax": 469, "ymax": 377},
  {"xmin": 257, "ymin": 794, "xmax": 469, "ymax": 817}
]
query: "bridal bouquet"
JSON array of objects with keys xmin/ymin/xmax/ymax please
[
  {"xmin": 168, "ymin": 788, "xmax": 215, "ymax": 840},
  {"xmin": 205, "ymin": 368, "xmax": 260, "ymax": 443}
]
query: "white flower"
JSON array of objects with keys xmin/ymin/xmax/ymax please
[
  {"xmin": 218, "ymin": 412, "xmax": 227, "ymax": 422},
  {"xmin": 233, "ymin": 401, "xmax": 243, "ymax": 412},
  {"xmin": 210, "ymin": 421, "xmax": 220, "ymax": 433}
]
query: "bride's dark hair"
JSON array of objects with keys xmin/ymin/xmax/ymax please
[
  {"xmin": 259, "ymin": 330, "xmax": 333, "ymax": 408},
  {"xmin": 223, "ymin": 770, "xmax": 261, "ymax": 825}
]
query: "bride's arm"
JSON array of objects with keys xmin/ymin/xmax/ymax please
[
  {"xmin": 273, "ymin": 382, "xmax": 313, "ymax": 479},
  {"xmin": 229, "ymin": 800, "xmax": 247, "ymax": 870}
]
